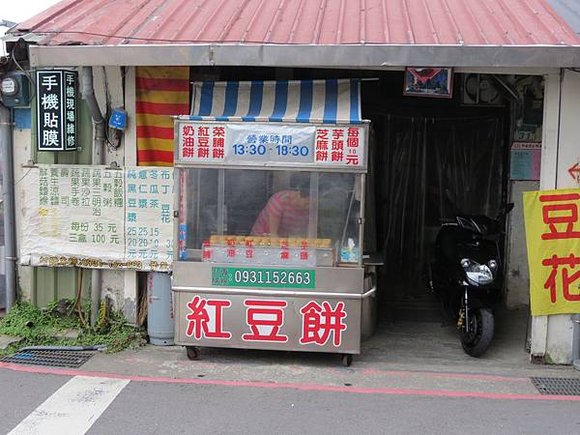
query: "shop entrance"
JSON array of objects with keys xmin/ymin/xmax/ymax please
[
  {"xmin": 359, "ymin": 72, "xmax": 542, "ymax": 348},
  {"xmin": 183, "ymin": 67, "xmax": 542, "ymax": 359},
  {"xmin": 373, "ymin": 107, "xmax": 508, "ymax": 321}
]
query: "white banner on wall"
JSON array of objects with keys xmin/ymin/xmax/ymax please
[{"xmin": 21, "ymin": 165, "xmax": 174, "ymax": 271}]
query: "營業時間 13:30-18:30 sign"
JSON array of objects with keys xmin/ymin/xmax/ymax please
[
  {"xmin": 36, "ymin": 70, "xmax": 78, "ymax": 151},
  {"xmin": 175, "ymin": 120, "xmax": 367, "ymax": 171}
]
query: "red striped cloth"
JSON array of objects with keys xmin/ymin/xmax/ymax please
[{"xmin": 136, "ymin": 67, "xmax": 190, "ymax": 166}]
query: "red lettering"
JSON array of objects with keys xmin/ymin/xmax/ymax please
[
  {"xmin": 202, "ymin": 242, "xmax": 212, "ymax": 260},
  {"xmin": 182, "ymin": 146, "xmax": 195, "ymax": 158},
  {"xmin": 213, "ymin": 137, "xmax": 225, "ymax": 148},
  {"xmin": 242, "ymin": 300, "xmax": 288, "ymax": 342},
  {"xmin": 300, "ymin": 301, "xmax": 347, "ymax": 347},
  {"xmin": 182, "ymin": 125, "xmax": 195, "ymax": 135},
  {"xmin": 316, "ymin": 129, "xmax": 329, "ymax": 140},
  {"xmin": 331, "ymin": 140, "xmax": 344, "ymax": 151},
  {"xmin": 182, "ymin": 136, "xmax": 195, "ymax": 147},
  {"xmin": 542, "ymin": 253, "xmax": 580, "ymax": 303},
  {"xmin": 316, "ymin": 150, "xmax": 328, "ymax": 161},
  {"xmin": 185, "ymin": 296, "xmax": 231, "ymax": 339},
  {"xmin": 316, "ymin": 140, "xmax": 329, "ymax": 150},
  {"xmin": 332, "ymin": 129, "xmax": 344, "ymax": 140},
  {"xmin": 331, "ymin": 151, "xmax": 344, "ymax": 162},
  {"xmin": 347, "ymin": 137, "xmax": 359, "ymax": 148},
  {"xmin": 346, "ymin": 154, "xmax": 359, "ymax": 166},
  {"xmin": 540, "ymin": 193, "xmax": 580, "ymax": 240},
  {"xmin": 212, "ymin": 126, "xmax": 225, "ymax": 137},
  {"xmin": 212, "ymin": 148, "xmax": 225, "ymax": 159}
]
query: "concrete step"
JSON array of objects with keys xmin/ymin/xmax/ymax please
[{"xmin": 378, "ymin": 294, "xmax": 443, "ymax": 323}]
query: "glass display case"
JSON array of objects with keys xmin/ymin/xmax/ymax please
[{"xmin": 177, "ymin": 168, "xmax": 362, "ymax": 268}]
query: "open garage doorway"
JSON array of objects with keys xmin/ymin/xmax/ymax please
[
  {"xmin": 361, "ymin": 72, "xmax": 542, "ymax": 335},
  {"xmin": 373, "ymin": 107, "xmax": 509, "ymax": 321}
]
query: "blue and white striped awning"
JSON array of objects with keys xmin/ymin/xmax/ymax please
[{"xmin": 189, "ymin": 79, "xmax": 362, "ymax": 124}]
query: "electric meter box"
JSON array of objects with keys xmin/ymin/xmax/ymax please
[{"xmin": 1, "ymin": 72, "xmax": 30, "ymax": 107}]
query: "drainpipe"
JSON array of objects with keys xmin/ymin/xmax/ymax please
[
  {"xmin": 0, "ymin": 105, "xmax": 16, "ymax": 312},
  {"xmin": 81, "ymin": 67, "xmax": 105, "ymax": 326}
]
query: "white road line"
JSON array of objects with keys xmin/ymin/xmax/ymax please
[{"xmin": 8, "ymin": 375, "xmax": 129, "ymax": 435}]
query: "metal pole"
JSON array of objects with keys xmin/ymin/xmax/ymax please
[
  {"xmin": 572, "ymin": 314, "xmax": 580, "ymax": 371},
  {"xmin": 1, "ymin": 104, "xmax": 16, "ymax": 311}
]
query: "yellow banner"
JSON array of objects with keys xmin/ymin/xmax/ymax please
[{"xmin": 523, "ymin": 189, "xmax": 580, "ymax": 315}]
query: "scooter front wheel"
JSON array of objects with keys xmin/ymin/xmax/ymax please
[{"xmin": 460, "ymin": 308, "xmax": 494, "ymax": 357}]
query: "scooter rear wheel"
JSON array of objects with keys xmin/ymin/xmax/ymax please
[{"xmin": 460, "ymin": 308, "xmax": 494, "ymax": 357}]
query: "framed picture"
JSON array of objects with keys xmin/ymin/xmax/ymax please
[{"xmin": 403, "ymin": 67, "xmax": 453, "ymax": 99}]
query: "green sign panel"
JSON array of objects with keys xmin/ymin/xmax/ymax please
[{"xmin": 212, "ymin": 267, "xmax": 315, "ymax": 289}]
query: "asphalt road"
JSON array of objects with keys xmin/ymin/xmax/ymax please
[{"xmin": 1, "ymin": 368, "xmax": 579, "ymax": 435}]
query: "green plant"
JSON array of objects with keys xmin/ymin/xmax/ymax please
[{"xmin": 0, "ymin": 299, "xmax": 146, "ymax": 356}]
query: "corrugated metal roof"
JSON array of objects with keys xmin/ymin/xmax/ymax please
[{"xmin": 11, "ymin": 0, "xmax": 580, "ymax": 47}]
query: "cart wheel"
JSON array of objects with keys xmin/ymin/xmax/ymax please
[
  {"xmin": 341, "ymin": 354, "xmax": 353, "ymax": 367},
  {"xmin": 186, "ymin": 346, "xmax": 199, "ymax": 360}
]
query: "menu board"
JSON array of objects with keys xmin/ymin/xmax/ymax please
[
  {"xmin": 176, "ymin": 120, "xmax": 367, "ymax": 170},
  {"xmin": 125, "ymin": 168, "xmax": 174, "ymax": 269},
  {"xmin": 21, "ymin": 165, "xmax": 174, "ymax": 271}
]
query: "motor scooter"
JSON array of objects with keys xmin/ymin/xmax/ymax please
[{"xmin": 428, "ymin": 203, "xmax": 514, "ymax": 357}]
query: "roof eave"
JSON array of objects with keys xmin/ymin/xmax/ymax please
[{"xmin": 27, "ymin": 43, "xmax": 580, "ymax": 69}]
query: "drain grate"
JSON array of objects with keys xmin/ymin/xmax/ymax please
[
  {"xmin": 531, "ymin": 377, "xmax": 580, "ymax": 396},
  {"xmin": 1, "ymin": 349, "xmax": 95, "ymax": 368}
]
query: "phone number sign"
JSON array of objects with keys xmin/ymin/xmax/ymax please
[
  {"xmin": 175, "ymin": 120, "xmax": 366, "ymax": 170},
  {"xmin": 212, "ymin": 267, "xmax": 315, "ymax": 289}
]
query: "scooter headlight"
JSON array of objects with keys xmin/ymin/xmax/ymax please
[{"xmin": 460, "ymin": 258, "xmax": 494, "ymax": 285}]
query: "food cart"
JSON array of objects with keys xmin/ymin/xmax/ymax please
[{"xmin": 171, "ymin": 80, "xmax": 376, "ymax": 366}]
